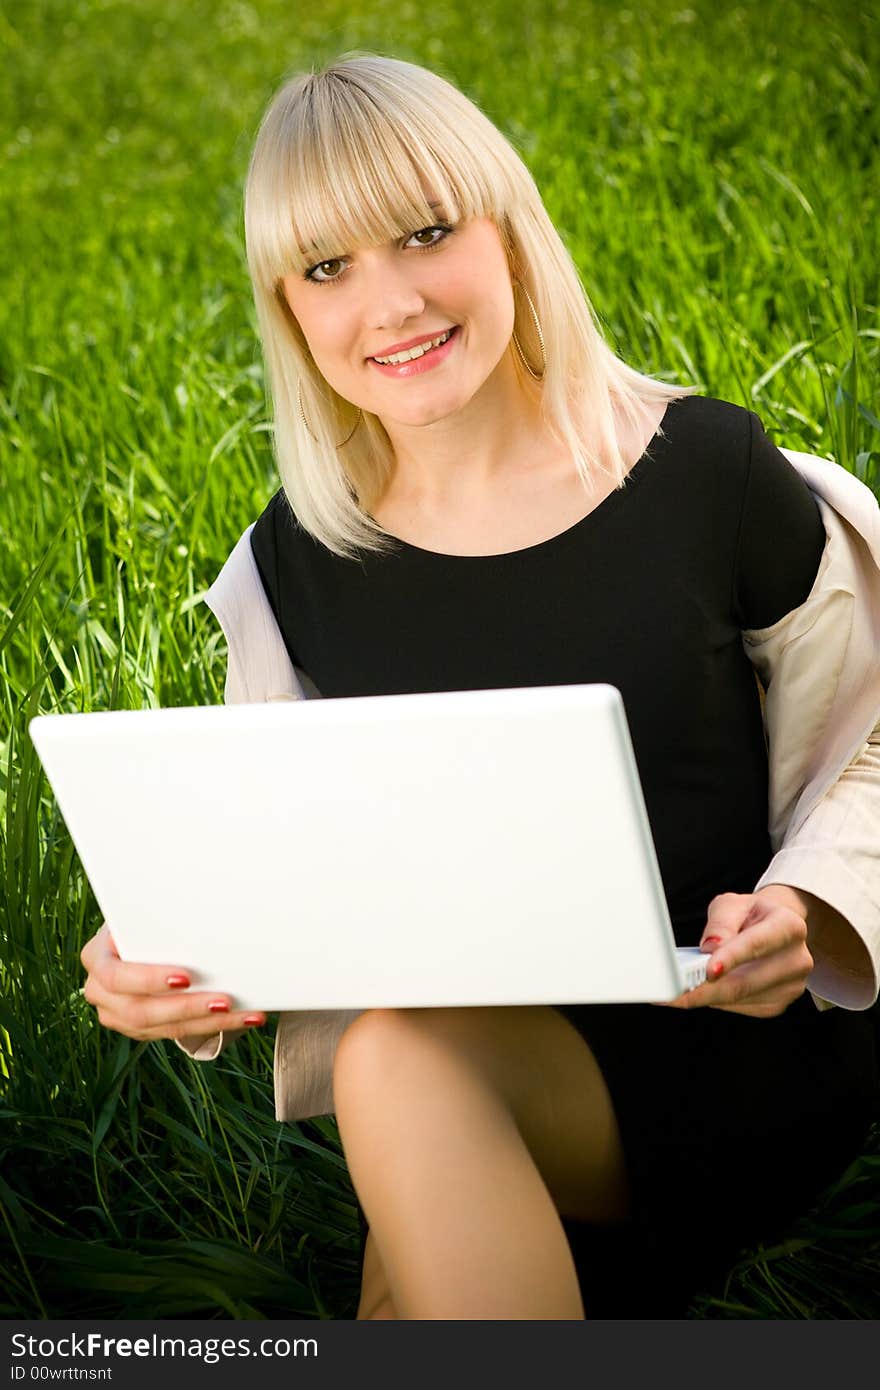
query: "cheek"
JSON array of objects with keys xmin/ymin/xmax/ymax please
[
  {"xmin": 281, "ymin": 284, "xmax": 340, "ymax": 361},
  {"xmin": 293, "ymin": 307, "xmax": 351, "ymax": 374},
  {"xmin": 437, "ymin": 259, "xmax": 514, "ymax": 342}
]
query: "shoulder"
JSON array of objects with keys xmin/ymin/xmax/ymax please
[
  {"xmin": 662, "ymin": 393, "xmax": 754, "ymax": 450},
  {"xmin": 662, "ymin": 396, "xmax": 810, "ymax": 503},
  {"xmin": 250, "ymin": 487, "xmax": 303, "ymax": 561},
  {"xmin": 648, "ymin": 395, "xmax": 756, "ymax": 510},
  {"xmin": 251, "ymin": 486, "xmax": 290, "ymax": 537}
]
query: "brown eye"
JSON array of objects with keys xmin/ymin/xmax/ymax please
[
  {"xmin": 407, "ymin": 225, "xmax": 451, "ymax": 249},
  {"xmin": 305, "ymin": 258, "xmax": 347, "ymax": 284}
]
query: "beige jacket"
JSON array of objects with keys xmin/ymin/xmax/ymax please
[{"xmin": 180, "ymin": 447, "xmax": 880, "ymax": 1121}]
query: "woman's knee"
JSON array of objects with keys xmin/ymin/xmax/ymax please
[
  {"xmin": 333, "ymin": 1007, "xmax": 415, "ymax": 1085},
  {"xmin": 331, "ymin": 1004, "xmax": 631, "ymax": 1223},
  {"xmin": 332, "ymin": 1004, "xmax": 518, "ymax": 1109}
]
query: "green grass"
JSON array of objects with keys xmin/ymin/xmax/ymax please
[{"xmin": 1, "ymin": 0, "xmax": 879, "ymax": 1318}]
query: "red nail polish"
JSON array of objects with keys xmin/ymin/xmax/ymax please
[
  {"xmin": 702, "ymin": 936, "xmax": 722, "ymax": 947},
  {"xmin": 208, "ymin": 1000, "xmax": 230, "ymax": 1013},
  {"xmin": 165, "ymin": 974, "xmax": 191, "ymax": 989},
  {"xmin": 710, "ymin": 960, "xmax": 725, "ymax": 979},
  {"xmin": 243, "ymin": 1014, "xmax": 264, "ymax": 1027}
]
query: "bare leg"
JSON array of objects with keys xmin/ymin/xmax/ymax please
[
  {"xmin": 335, "ymin": 1005, "xmax": 630, "ymax": 1320},
  {"xmin": 356, "ymin": 1231, "xmax": 398, "ymax": 1320}
]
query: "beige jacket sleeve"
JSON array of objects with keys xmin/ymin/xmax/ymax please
[
  {"xmin": 744, "ymin": 481, "xmax": 880, "ymax": 1010},
  {"xmin": 175, "ymin": 1026, "xmax": 245, "ymax": 1062},
  {"xmin": 174, "ymin": 527, "xmax": 310, "ymax": 1066},
  {"xmin": 754, "ymin": 720, "xmax": 880, "ymax": 1009}
]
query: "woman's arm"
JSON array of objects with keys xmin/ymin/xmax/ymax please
[
  {"xmin": 751, "ymin": 721, "xmax": 880, "ymax": 1009},
  {"xmin": 663, "ymin": 417, "xmax": 880, "ymax": 1017},
  {"xmin": 731, "ymin": 418, "xmax": 880, "ymax": 1011},
  {"xmin": 173, "ymin": 525, "xmax": 304, "ymax": 1062}
]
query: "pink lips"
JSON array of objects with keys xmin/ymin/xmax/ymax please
[
  {"xmin": 368, "ymin": 325, "xmax": 460, "ymax": 379},
  {"xmin": 369, "ymin": 327, "xmax": 455, "ymax": 357}
]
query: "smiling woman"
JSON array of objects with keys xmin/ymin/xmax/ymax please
[{"xmin": 76, "ymin": 49, "xmax": 880, "ymax": 1322}]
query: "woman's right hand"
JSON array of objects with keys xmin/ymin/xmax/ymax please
[{"xmin": 80, "ymin": 921, "xmax": 265, "ymax": 1041}]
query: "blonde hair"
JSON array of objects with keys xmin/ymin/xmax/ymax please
[{"xmin": 244, "ymin": 52, "xmax": 699, "ymax": 559}]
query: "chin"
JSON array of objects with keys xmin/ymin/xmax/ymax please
[
  {"xmin": 386, "ymin": 390, "xmax": 476, "ymax": 429},
  {"xmin": 399, "ymin": 406, "xmax": 457, "ymax": 428}
]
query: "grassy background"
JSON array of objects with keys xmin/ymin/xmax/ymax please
[{"xmin": 2, "ymin": 0, "xmax": 879, "ymax": 1318}]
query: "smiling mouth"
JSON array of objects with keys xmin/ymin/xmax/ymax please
[{"xmin": 370, "ymin": 328, "xmax": 456, "ymax": 365}]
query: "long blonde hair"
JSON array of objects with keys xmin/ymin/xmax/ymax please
[{"xmin": 244, "ymin": 52, "xmax": 699, "ymax": 559}]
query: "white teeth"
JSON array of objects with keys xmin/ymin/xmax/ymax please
[{"xmin": 373, "ymin": 328, "xmax": 453, "ymax": 365}]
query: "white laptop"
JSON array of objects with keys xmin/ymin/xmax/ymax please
[{"xmin": 29, "ymin": 684, "xmax": 708, "ymax": 1012}]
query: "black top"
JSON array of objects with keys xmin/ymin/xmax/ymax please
[{"xmin": 250, "ymin": 395, "xmax": 826, "ymax": 945}]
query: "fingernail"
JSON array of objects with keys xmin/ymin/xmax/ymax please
[
  {"xmin": 702, "ymin": 936, "xmax": 722, "ymax": 948},
  {"xmin": 208, "ymin": 999, "xmax": 230, "ymax": 1013},
  {"xmin": 243, "ymin": 1014, "xmax": 264, "ymax": 1027},
  {"xmin": 166, "ymin": 974, "xmax": 191, "ymax": 989},
  {"xmin": 709, "ymin": 960, "xmax": 725, "ymax": 978}
]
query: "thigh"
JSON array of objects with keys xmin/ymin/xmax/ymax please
[{"xmin": 335, "ymin": 1003, "xmax": 632, "ymax": 1223}]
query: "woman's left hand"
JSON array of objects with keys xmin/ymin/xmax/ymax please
[{"xmin": 661, "ymin": 885, "xmax": 814, "ymax": 1018}]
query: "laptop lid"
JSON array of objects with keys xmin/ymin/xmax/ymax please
[{"xmin": 30, "ymin": 684, "xmax": 693, "ymax": 1011}]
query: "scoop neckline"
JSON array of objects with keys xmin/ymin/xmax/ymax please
[{"xmin": 372, "ymin": 402, "xmax": 674, "ymax": 561}]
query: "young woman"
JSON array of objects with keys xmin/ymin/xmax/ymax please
[{"xmin": 79, "ymin": 53, "xmax": 880, "ymax": 1319}]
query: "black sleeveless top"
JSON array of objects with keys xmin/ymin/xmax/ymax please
[{"xmin": 249, "ymin": 395, "xmax": 825, "ymax": 946}]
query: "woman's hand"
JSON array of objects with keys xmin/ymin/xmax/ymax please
[
  {"xmin": 661, "ymin": 886, "xmax": 814, "ymax": 1018},
  {"xmin": 80, "ymin": 921, "xmax": 265, "ymax": 1041}
]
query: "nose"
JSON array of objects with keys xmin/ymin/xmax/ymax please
[{"xmin": 361, "ymin": 254, "xmax": 427, "ymax": 332}]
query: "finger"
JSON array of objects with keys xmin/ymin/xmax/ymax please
[
  {"xmin": 81, "ymin": 922, "xmax": 194, "ymax": 995},
  {"xmin": 139, "ymin": 1008, "xmax": 265, "ymax": 1040},
  {"xmin": 91, "ymin": 950, "xmax": 198, "ymax": 997},
  {"xmin": 89, "ymin": 991, "xmax": 266, "ymax": 1039},
  {"xmin": 80, "ymin": 921, "xmax": 114, "ymax": 973},
  {"xmin": 705, "ymin": 913, "xmax": 809, "ymax": 980},
  {"xmin": 165, "ymin": 1010, "xmax": 265, "ymax": 1039},
  {"xmin": 699, "ymin": 892, "xmax": 762, "ymax": 950},
  {"xmin": 94, "ymin": 1012, "xmax": 264, "ymax": 1042}
]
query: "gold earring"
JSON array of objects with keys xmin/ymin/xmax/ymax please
[
  {"xmin": 511, "ymin": 279, "xmax": 546, "ymax": 381},
  {"xmin": 298, "ymin": 383, "xmax": 363, "ymax": 448}
]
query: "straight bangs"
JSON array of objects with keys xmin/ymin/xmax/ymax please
[{"xmin": 247, "ymin": 61, "xmax": 521, "ymax": 294}]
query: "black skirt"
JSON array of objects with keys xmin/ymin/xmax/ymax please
[{"xmin": 353, "ymin": 993, "xmax": 879, "ymax": 1317}]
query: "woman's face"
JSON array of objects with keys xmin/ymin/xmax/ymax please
[{"xmin": 279, "ymin": 208, "xmax": 517, "ymax": 430}]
